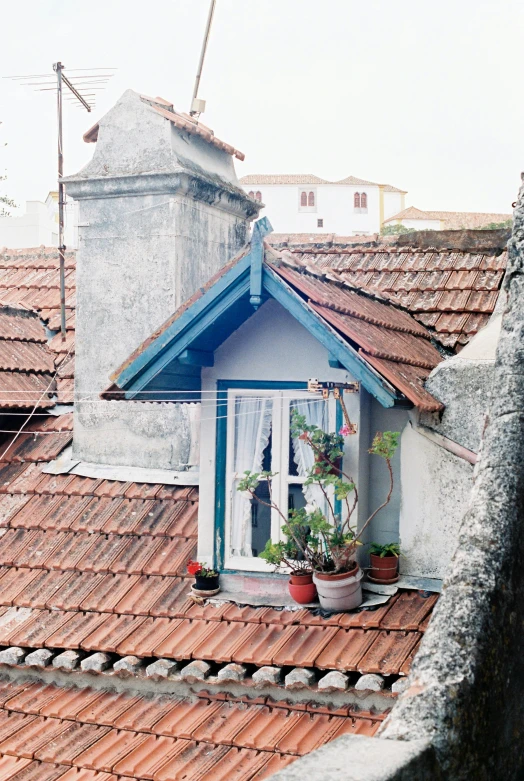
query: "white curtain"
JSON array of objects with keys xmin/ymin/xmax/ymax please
[
  {"xmin": 231, "ymin": 396, "xmax": 273, "ymax": 556},
  {"xmin": 291, "ymin": 398, "xmax": 329, "ymax": 510}
]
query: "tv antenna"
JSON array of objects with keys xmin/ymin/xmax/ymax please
[
  {"xmin": 4, "ymin": 64, "xmax": 116, "ymax": 340},
  {"xmin": 190, "ymin": 0, "xmax": 216, "ymax": 118}
]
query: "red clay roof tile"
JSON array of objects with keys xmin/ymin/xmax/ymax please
[
  {"xmin": 357, "ymin": 629, "xmax": 422, "ymax": 674},
  {"xmin": 315, "ymin": 627, "xmax": 380, "ymax": 670}
]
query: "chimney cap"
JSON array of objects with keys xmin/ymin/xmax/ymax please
[{"xmin": 83, "ymin": 92, "xmax": 245, "ymax": 162}]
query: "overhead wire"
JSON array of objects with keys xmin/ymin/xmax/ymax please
[
  {"xmin": 0, "ymin": 396, "xmax": 328, "ymax": 436},
  {"xmin": 0, "ymin": 342, "xmax": 75, "ymax": 458}
]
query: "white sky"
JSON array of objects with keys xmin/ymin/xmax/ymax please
[{"xmin": 0, "ymin": 0, "xmax": 522, "ymax": 214}]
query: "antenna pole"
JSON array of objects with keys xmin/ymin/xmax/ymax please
[
  {"xmin": 53, "ymin": 61, "xmax": 67, "ymax": 343},
  {"xmin": 190, "ymin": 0, "xmax": 216, "ymax": 116}
]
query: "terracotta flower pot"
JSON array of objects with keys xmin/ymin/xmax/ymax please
[
  {"xmin": 194, "ymin": 573, "xmax": 220, "ymax": 591},
  {"xmin": 288, "ymin": 579, "xmax": 317, "ymax": 604},
  {"xmin": 369, "ymin": 553, "xmax": 398, "ymax": 582},
  {"xmin": 313, "ymin": 564, "xmax": 363, "ymax": 611},
  {"xmin": 289, "ymin": 572, "xmax": 313, "ymax": 586}
]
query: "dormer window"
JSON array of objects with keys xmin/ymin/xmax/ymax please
[
  {"xmin": 299, "ymin": 188, "xmax": 317, "ymax": 212},
  {"xmin": 221, "ymin": 387, "xmax": 335, "ymax": 568}
]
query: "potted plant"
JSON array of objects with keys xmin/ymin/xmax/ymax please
[
  {"xmin": 238, "ymin": 410, "xmax": 399, "ymax": 612},
  {"xmin": 187, "ymin": 560, "xmax": 220, "ymax": 595},
  {"xmin": 369, "ymin": 542, "xmax": 400, "ymax": 583},
  {"xmin": 258, "ymin": 539, "xmax": 317, "ymax": 604}
]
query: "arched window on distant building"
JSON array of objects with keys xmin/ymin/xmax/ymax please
[
  {"xmin": 300, "ymin": 191, "xmax": 308, "ymax": 207},
  {"xmin": 308, "ymin": 191, "xmax": 315, "ymax": 207},
  {"xmin": 248, "ymin": 191, "xmax": 255, "ymax": 198},
  {"xmin": 354, "ymin": 192, "xmax": 361, "ymax": 209},
  {"xmin": 255, "ymin": 191, "xmax": 262, "ymax": 202},
  {"xmin": 360, "ymin": 192, "xmax": 368, "ymax": 209}
]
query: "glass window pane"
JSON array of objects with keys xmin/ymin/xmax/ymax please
[{"xmin": 230, "ymin": 395, "xmax": 273, "ymax": 558}]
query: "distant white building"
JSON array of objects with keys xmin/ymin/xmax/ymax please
[
  {"xmin": 0, "ymin": 192, "xmax": 77, "ymax": 249},
  {"xmin": 383, "ymin": 206, "xmax": 512, "ymax": 232},
  {"xmin": 239, "ymin": 174, "xmax": 406, "ymax": 235}
]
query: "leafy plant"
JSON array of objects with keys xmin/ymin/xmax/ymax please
[
  {"xmin": 370, "ymin": 542, "xmax": 401, "ymax": 558},
  {"xmin": 237, "ymin": 409, "xmax": 399, "ymax": 575},
  {"xmin": 381, "ymin": 224, "xmax": 416, "ymax": 236}
]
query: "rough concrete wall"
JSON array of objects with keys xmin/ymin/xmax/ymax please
[
  {"xmin": 399, "ymin": 425, "xmax": 473, "ymax": 578},
  {"xmin": 64, "ymin": 90, "xmax": 258, "ymax": 469},
  {"xmin": 273, "ymin": 189, "xmax": 522, "ymax": 781},
  {"xmin": 379, "ymin": 185, "xmax": 524, "ymax": 778},
  {"xmin": 425, "ymin": 359, "xmax": 493, "ymax": 452}
]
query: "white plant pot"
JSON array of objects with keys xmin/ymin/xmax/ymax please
[{"xmin": 313, "ymin": 566, "xmax": 363, "ymax": 612}]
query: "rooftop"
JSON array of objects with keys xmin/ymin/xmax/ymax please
[
  {"xmin": 239, "ymin": 174, "xmax": 406, "ymax": 191},
  {"xmin": 384, "ymin": 206, "xmax": 512, "ymax": 229},
  {"xmin": 0, "ymin": 412, "xmax": 435, "ymax": 778},
  {"xmin": 270, "ymin": 231, "xmax": 509, "ymax": 351},
  {"xmin": 0, "ymin": 248, "xmax": 76, "ymax": 407}
]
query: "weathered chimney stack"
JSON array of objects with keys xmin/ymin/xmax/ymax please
[{"xmin": 64, "ymin": 90, "xmax": 260, "ymax": 469}]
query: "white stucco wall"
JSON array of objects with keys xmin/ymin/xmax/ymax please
[
  {"xmin": 197, "ymin": 298, "xmax": 405, "ymax": 568},
  {"xmin": 399, "ymin": 424, "xmax": 474, "ymax": 579},
  {"xmin": 241, "ymin": 184, "xmax": 382, "ymax": 235},
  {"xmin": 382, "ymin": 191, "xmax": 405, "ymax": 221}
]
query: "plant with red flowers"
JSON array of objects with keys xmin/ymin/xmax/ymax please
[
  {"xmin": 187, "ymin": 560, "xmax": 218, "ymax": 578},
  {"xmin": 187, "ymin": 560, "xmax": 220, "ymax": 592}
]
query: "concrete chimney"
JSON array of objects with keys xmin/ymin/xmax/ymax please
[{"xmin": 64, "ymin": 90, "xmax": 260, "ymax": 470}]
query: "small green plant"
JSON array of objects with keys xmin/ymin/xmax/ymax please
[
  {"xmin": 370, "ymin": 542, "xmax": 401, "ymax": 558},
  {"xmin": 237, "ymin": 410, "xmax": 399, "ymax": 575}
]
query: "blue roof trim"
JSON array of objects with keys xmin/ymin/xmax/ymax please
[
  {"xmin": 114, "ymin": 250, "xmax": 253, "ymax": 396},
  {"xmin": 111, "ymin": 238, "xmax": 399, "ymax": 408},
  {"xmin": 262, "ymin": 267, "xmax": 397, "ymax": 408}
]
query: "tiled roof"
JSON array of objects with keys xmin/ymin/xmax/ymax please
[
  {"xmin": 0, "ymin": 679, "xmax": 385, "ymax": 780},
  {"xmin": 239, "ymin": 174, "xmax": 406, "ymax": 191},
  {"xmin": 0, "ymin": 248, "xmax": 76, "ymax": 405},
  {"xmin": 0, "ymin": 308, "xmax": 55, "ymax": 409},
  {"xmin": 271, "ymin": 236, "xmax": 508, "ymax": 351},
  {"xmin": 384, "ymin": 206, "xmax": 512, "ymax": 229},
  {"xmin": 84, "ymin": 95, "xmax": 245, "ymax": 161},
  {"xmin": 0, "ymin": 413, "xmax": 436, "ymax": 776},
  {"xmin": 239, "ymin": 175, "xmax": 331, "ymax": 185},
  {"xmin": 269, "ymin": 250, "xmax": 444, "ymax": 411}
]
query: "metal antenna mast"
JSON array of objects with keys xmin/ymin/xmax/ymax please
[
  {"xmin": 4, "ymin": 65, "xmax": 116, "ymax": 340},
  {"xmin": 190, "ymin": 0, "xmax": 216, "ymax": 117}
]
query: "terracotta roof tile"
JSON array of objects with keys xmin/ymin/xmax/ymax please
[
  {"xmin": 379, "ymin": 591, "xmax": 438, "ymax": 630},
  {"xmin": 192, "ymin": 621, "xmax": 260, "ymax": 663},
  {"xmin": 356, "ymin": 629, "xmax": 422, "ymax": 674},
  {"xmin": 116, "ymin": 617, "xmax": 181, "ymax": 657},
  {"xmin": 270, "ymin": 238, "xmax": 507, "ymax": 352},
  {"xmin": 81, "ymin": 613, "xmax": 147, "ymax": 653},
  {"xmin": 267, "ymin": 259, "xmax": 442, "ymax": 410},
  {"xmin": 44, "ymin": 612, "xmax": 109, "ymax": 649},
  {"xmin": 315, "ymin": 628, "xmax": 380, "ymax": 670}
]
